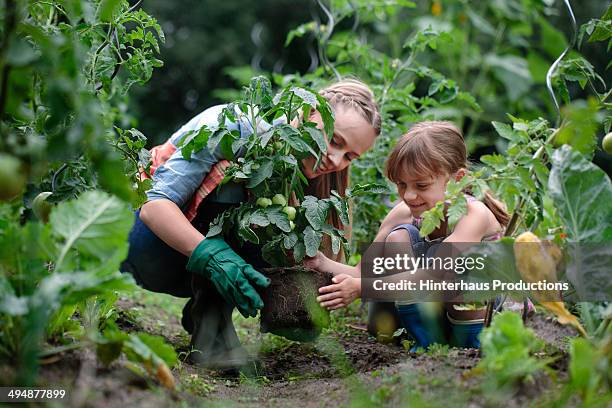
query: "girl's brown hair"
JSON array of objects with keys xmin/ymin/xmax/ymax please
[
  {"xmin": 305, "ymin": 78, "xmax": 381, "ymax": 261},
  {"xmin": 385, "ymin": 121, "xmax": 509, "ymax": 228}
]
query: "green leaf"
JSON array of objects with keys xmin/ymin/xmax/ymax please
[
  {"xmin": 492, "ymin": 121, "xmax": 517, "ymax": 141},
  {"xmin": 246, "ymin": 160, "xmax": 274, "ymax": 188},
  {"xmin": 315, "ymin": 93, "xmax": 335, "ymax": 142},
  {"xmin": 98, "ymin": 0, "xmax": 122, "ymax": 22},
  {"xmin": 329, "ymin": 192, "xmax": 350, "ymax": 225},
  {"xmin": 549, "ymin": 145, "xmax": 612, "ymax": 242},
  {"xmin": 466, "ymin": 8, "xmax": 496, "ymax": 36},
  {"xmin": 302, "ymin": 196, "xmax": 327, "ymax": 230},
  {"xmin": 249, "ymin": 210, "xmax": 270, "ymax": 227},
  {"xmin": 136, "ymin": 333, "xmax": 178, "ymax": 367},
  {"xmin": 302, "ymin": 125, "xmax": 327, "ymax": 154},
  {"xmin": 347, "ymin": 183, "xmax": 390, "ymax": 197},
  {"xmin": 279, "ymin": 155, "xmax": 297, "ymax": 166},
  {"xmin": 283, "ymin": 232, "xmax": 298, "ymax": 249},
  {"xmin": 266, "ymin": 207, "xmax": 291, "ymax": 233},
  {"xmin": 331, "ymin": 235, "xmax": 341, "ymax": 255},
  {"xmin": 419, "ymin": 202, "xmax": 444, "ymax": 237},
  {"xmin": 554, "ymin": 100, "xmax": 600, "ymax": 157},
  {"xmin": 484, "ymin": 54, "xmax": 533, "ymax": 101},
  {"xmin": 447, "ymin": 195, "xmax": 467, "ymax": 231},
  {"xmin": 50, "ymin": 191, "xmax": 134, "ymax": 272},
  {"xmin": 538, "ymin": 16, "xmax": 567, "ymax": 58},
  {"xmin": 293, "ymin": 241, "xmax": 306, "ymax": 263},
  {"xmin": 303, "ymin": 226, "xmax": 323, "ymax": 257}
]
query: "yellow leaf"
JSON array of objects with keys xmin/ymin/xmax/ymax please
[
  {"xmin": 540, "ymin": 301, "xmax": 587, "ymax": 337},
  {"xmin": 514, "ymin": 232, "xmax": 558, "ymax": 283},
  {"xmin": 431, "ymin": 1, "xmax": 442, "ymax": 16},
  {"xmin": 156, "ymin": 362, "xmax": 176, "ymax": 390}
]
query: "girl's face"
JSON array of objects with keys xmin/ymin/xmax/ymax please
[
  {"xmin": 301, "ymin": 107, "xmax": 377, "ymax": 179},
  {"xmin": 395, "ymin": 171, "xmax": 450, "ymax": 218}
]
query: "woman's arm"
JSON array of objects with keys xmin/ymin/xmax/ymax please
[{"xmin": 140, "ymin": 199, "xmax": 204, "ymax": 256}]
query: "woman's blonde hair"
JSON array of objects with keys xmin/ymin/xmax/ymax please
[
  {"xmin": 306, "ymin": 78, "xmax": 381, "ymax": 261},
  {"xmin": 385, "ymin": 121, "xmax": 509, "ymax": 227}
]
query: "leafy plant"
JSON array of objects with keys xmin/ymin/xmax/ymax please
[
  {"xmin": 179, "ymin": 76, "xmax": 382, "ymax": 265},
  {"xmin": 474, "ymin": 312, "xmax": 551, "ymax": 388}
]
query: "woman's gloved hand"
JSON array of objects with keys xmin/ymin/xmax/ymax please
[{"xmin": 187, "ymin": 237, "xmax": 270, "ymax": 317}]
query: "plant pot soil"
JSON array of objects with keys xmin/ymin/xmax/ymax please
[{"xmin": 258, "ymin": 267, "xmax": 333, "ymax": 342}]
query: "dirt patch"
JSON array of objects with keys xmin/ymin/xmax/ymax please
[
  {"xmin": 7, "ymin": 294, "xmax": 580, "ymax": 408},
  {"xmin": 258, "ymin": 267, "xmax": 333, "ymax": 342},
  {"xmin": 526, "ymin": 312, "xmax": 577, "ymax": 351}
]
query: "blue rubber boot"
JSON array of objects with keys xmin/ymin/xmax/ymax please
[
  {"xmin": 397, "ymin": 303, "xmax": 445, "ymax": 352},
  {"xmin": 448, "ymin": 313, "xmax": 484, "ymax": 348}
]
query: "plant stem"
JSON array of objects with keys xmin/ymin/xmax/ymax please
[
  {"xmin": 504, "ymin": 128, "xmax": 559, "ymax": 236},
  {"xmin": 0, "ymin": 0, "xmax": 17, "ymax": 121}
]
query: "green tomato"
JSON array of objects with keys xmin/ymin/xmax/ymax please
[
  {"xmin": 274, "ymin": 141, "xmax": 284, "ymax": 150},
  {"xmin": 251, "ymin": 163, "xmax": 260, "ymax": 170},
  {"xmin": 0, "ymin": 153, "xmax": 26, "ymax": 202},
  {"xmin": 289, "ymin": 220, "xmax": 295, "ymax": 231},
  {"xmin": 32, "ymin": 192, "xmax": 53, "ymax": 223},
  {"xmin": 603, "ymin": 133, "xmax": 612, "ymax": 154},
  {"xmin": 282, "ymin": 206, "xmax": 296, "ymax": 221},
  {"xmin": 256, "ymin": 197, "xmax": 272, "ymax": 208},
  {"xmin": 272, "ymin": 194, "xmax": 287, "ymax": 207}
]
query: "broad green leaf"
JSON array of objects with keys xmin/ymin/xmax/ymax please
[
  {"xmin": 291, "ymin": 87, "xmax": 317, "ymax": 107},
  {"xmin": 246, "ymin": 160, "xmax": 274, "ymax": 188},
  {"xmin": 302, "ymin": 195, "xmax": 327, "ymax": 230},
  {"xmin": 492, "ymin": 121, "xmax": 517, "ymax": 141},
  {"xmin": 302, "ymin": 125, "xmax": 327, "ymax": 154},
  {"xmin": 249, "ymin": 210, "xmax": 270, "ymax": 227},
  {"xmin": 304, "ymin": 226, "xmax": 323, "ymax": 257},
  {"xmin": 549, "ymin": 146, "xmax": 612, "ymax": 300},
  {"xmin": 548, "ymin": 146, "xmax": 612, "ymax": 242},
  {"xmin": 293, "ymin": 241, "xmax": 306, "ymax": 263},
  {"xmin": 266, "ymin": 207, "xmax": 291, "ymax": 233},
  {"xmin": 283, "ymin": 232, "xmax": 298, "ymax": 249},
  {"xmin": 51, "ymin": 191, "xmax": 134, "ymax": 272}
]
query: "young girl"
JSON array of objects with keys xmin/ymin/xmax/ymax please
[{"xmin": 307, "ymin": 121, "xmax": 509, "ymax": 349}]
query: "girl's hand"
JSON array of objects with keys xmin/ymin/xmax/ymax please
[
  {"xmin": 303, "ymin": 251, "xmax": 329, "ymax": 272},
  {"xmin": 316, "ymin": 274, "xmax": 360, "ymax": 310}
]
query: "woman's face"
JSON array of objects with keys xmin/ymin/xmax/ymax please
[{"xmin": 301, "ymin": 107, "xmax": 377, "ymax": 179}]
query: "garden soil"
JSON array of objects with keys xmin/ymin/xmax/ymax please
[{"xmin": 3, "ymin": 297, "xmax": 578, "ymax": 408}]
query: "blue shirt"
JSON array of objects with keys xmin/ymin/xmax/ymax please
[{"xmin": 146, "ymin": 105, "xmax": 279, "ymax": 208}]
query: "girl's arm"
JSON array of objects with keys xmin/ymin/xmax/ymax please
[
  {"xmin": 308, "ymin": 201, "xmax": 413, "ymax": 310},
  {"xmin": 304, "ymin": 200, "xmax": 412, "ymax": 277},
  {"xmin": 443, "ymin": 200, "xmax": 498, "ymax": 243}
]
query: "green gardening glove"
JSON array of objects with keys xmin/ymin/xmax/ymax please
[{"xmin": 187, "ymin": 237, "xmax": 270, "ymax": 317}]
